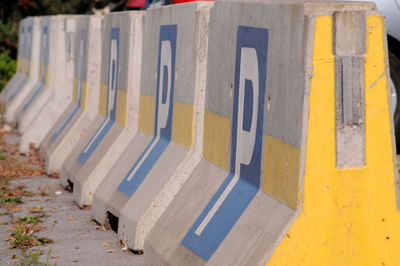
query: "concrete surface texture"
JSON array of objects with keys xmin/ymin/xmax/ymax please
[
  {"xmin": 0, "ymin": 177, "xmax": 143, "ymax": 266},
  {"xmin": 61, "ymin": 11, "xmax": 144, "ymax": 207},
  {"xmin": 0, "ymin": 133, "xmax": 143, "ymax": 265},
  {"xmin": 91, "ymin": 1, "xmax": 212, "ymax": 252},
  {"xmin": 40, "ymin": 15, "xmax": 103, "ymax": 174},
  {"xmin": 15, "ymin": 15, "xmax": 78, "ymax": 154},
  {"xmin": 267, "ymin": 6, "xmax": 400, "ymax": 266},
  {"xmin": 0, "ymin": 19, "xmax": 27, "ymax": 101},
  {"xmin": 0, "ymin": 18, "xmax": 27, "ymax": 112},
  {"xmin": 2, "ymin": 17, "xmax": 40, "ymax": 122},
  {"xmin": 3, "ymin": 0, "xmax": 399, "ymax": 264},
  {"xmin": 143, "ymin": 1, "xmax": 388, "ymax": 266}
]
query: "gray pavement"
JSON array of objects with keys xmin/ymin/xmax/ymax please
[{"xmin": 0, "ymin": 132, "xmax": 143, "ymax": 265}]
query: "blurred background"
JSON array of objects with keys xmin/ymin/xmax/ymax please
[{"xmin": 0, "ymin": 0, "xmax": 131, "ymax": 91}]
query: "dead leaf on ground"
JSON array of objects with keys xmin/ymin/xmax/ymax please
[
  {"xmin": 29, "ymin": 198, "xmax": 49, "ymax": 202},
  {"xmin": 29, "ymin": 206, "xmax": 43, "ymax": 213},
  {"xmin": 95, "ymin": 224, "xmax": 111, "ymax": 231},
  {"xmin": 68, "ymin": 217, "xmax": 77, "ymax": 221},
  {"xmin": 79, "ymin": 205, "xmax": 91, "ymax": 211},
  {"xmin": 106, "ymin": 249, "xmax": 120, "ymax": 253},
  {"xmin": 48, "ymin": 172, "xmax": 60, "ymax": 179},
  {"xmin": 102, "ymin": 242, "xmax": 112, "ymax": 246},
  {"xmin": 118, "ymin": 240, "xmax": 125, "ymax": 248},
  {"xmin": 7, "ymin": 207, "xmax": 21, "ymax": 212}
]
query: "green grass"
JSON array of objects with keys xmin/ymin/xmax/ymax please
[
  {"xmin": 9, "ymin": 227, "xmax": 53, "ymax": 250},
  {"xmin": 17, "ymin": 215, "xmax": 44, "ymax": 224},
  {"xmin": 13, "ymin": 247, "xmax": 57, "ymax": 266},
  {"xmin": 1, "ymin": 196, "xmax": 22, "ymax": 205},
  {"xmin": 9, "ymin": 227, "xmax": 34, "ymax": 249}
]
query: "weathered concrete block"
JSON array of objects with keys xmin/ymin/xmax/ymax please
[
  {"xmin": 13, "ymin": 15, "xmax": 79, "ymax": 153},
  {"xmin": 91, "ymin": 2, "xmax": 212, "ymax": 252},
  {"xmin": 144, "ymin": 1, "xmax": 389, "ymax": 265},
  {"xmin": 3, "ymin": 17, "xmax": 40, "ymax": 122},
  {"xmin": 60, "ymin": 11, "xmax": 145, "ymax": 207},
  {"xmin": 40, "ymin": 15, "xmax": 103, "ymax": 174}
]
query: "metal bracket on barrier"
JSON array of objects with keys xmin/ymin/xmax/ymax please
[{"xmin": 334, "ymin": 11, "xmax": 366, "ymax": 168}]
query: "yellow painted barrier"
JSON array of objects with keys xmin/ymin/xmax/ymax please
[{"xmin": 267, "ymin": 14, "xmax": 400, "ymax": 266}]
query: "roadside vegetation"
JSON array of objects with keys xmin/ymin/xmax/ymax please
[
  {"xmin": 0, "ymin": 0, "xmax": 120, "ymax": 92},
  {"xmin": 0, "ymin": 128, "xmax": 56, "ymax": 264}
]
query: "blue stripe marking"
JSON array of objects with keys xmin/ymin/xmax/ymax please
[
  {"xmin": 8, "ymin": 25, "xmax": 32, "ymax": 101},
  {"xmin": 3, "ymin": 75, "xmax": 19, "ymax": 95},
  {"xmin": 76, "ymin": 28, "xmax": 120, "ymax": 165},
  {"xmin": 50, "ymin": 30, "xmax": 87, "ymax": 142},
  {"xmin": 181, "ymin": 26, "xmax": 269, "ymax": 260},
  {"xmin": 76, "ymin": 118, "xmax": 114, "ymax": 164},
  {"xmin": 118, "ymin": 137, "xmax": 170, "ymax": 195},
  {"xmin": 182, "ymin": 175, "xmax": 259, "ymax": 260},
  {"xmin": 22, "ymin": 83, "xmax": 44, "ymax": 112},
  {"xmin": 117, "ymin": 24, "xmax": 177, "ymax": 197},
  {"xmin": 3, "ymin": 27, "xmax": 25, "ymax": 94},
  {"xmin": 50, "ymin": 104, "xmax": 80, "ymax": 142},
  {"xmin": 8, "ymin": 76, "xmax": 29, "ymax": 102},
  {"xmin": 21, "ymin": 25, "xmax": 48, "ymax": 113}
]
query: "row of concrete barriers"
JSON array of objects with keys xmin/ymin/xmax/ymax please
[{"xmin": 2, "ymin": 0, "xmax": 400, "ymax": 264}]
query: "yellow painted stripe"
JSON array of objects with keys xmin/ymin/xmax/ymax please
[
  {"xmin": 22, "ymin": 58, "xmax": 27, "ymax": 74},
  {"xmin": 116, "ymin": 89, "xmax": 128, "ymax": 127},
  {"xmin": 45, "ymin": 66, "xmax": 49, "ymax": 87},
  {"xmin": 267, "ymin": 15, "xmax": 400, "ymax": 265},
  {"xmin": 172, "ymin": 101, "xmax": 194, "ymax": 149},
  {"xmin": 81, "ymin": 81, "xmax": 88, "ymax": 110},
  {"xmin": 138, "ymin": 94, "xmax": 155, "ymax": 136},
  {"xmin": 262, "ymin": 135, "xmax": 300, "ymax": 209},
  {"xmin": 38, "ymin": 64, "xmax": 42, "ymax": 81},
  {"xmin": 98, "ymin": 83, "xmax": 108, "ymax": 117},
  {"xmin": 202, "ymin": 109, "xmax": 230, "ymax": 171},
  {"xmin": 28, "ymin": 61, "xmax": 32, "ymax": 78},
  {"xmin": 16, "ymin": 56, "xmax": 20, "ymax": 72},
  {"xmin": 72, "ymin": 76, "xmax": 78, "ymax": 103}
]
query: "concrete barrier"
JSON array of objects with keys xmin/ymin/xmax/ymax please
[
  {"xmin": 2, "ymin": 17, "xmax": 40, "ymax": 121},
  {"xmin": 40, "ymin": 15, "xmax": 102, "ymax": 174},
  {"xmin": 0, "ymin": 19, "xmax": 27, "ymax": 113},
  {"xmin": 91, "ymin": 2, "xmax": 212, "ymax": 251},
  {"xmin": 142, "ymin": 1, "xmax": 395, "ymax": 265},
  {"xmin": 13, "ymin": 15, "xmax": 77, "ymax": 153},
  {"xmin": 61, "ymin": 11, "xmax": 144, "ymax": 206}
]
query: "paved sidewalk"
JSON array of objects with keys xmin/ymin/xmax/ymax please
[{"xmin": 0, "ymin": 132, "xmax": 143, "ymax": 265}]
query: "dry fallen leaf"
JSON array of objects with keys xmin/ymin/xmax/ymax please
[
  {"xmin": 80, "ymin": 205, "xmax": 92, "ymax": 211},
  {"xmin": 29, "ymin": 198, "xmax": 49, "ymax": 202},
  {"xmin": 29, "ymin": 206, "xmax": 43, "ymax": 213},
  {"xmin": 8, "ymin": 207, "xmax": 21, "ymax": 212},
  {"xmin": 106, "ymin": 249, "xmax": 120, "ymax": 253},
  {"xmin": 102, "ymin": 242, "xmax": 112, "ymax": 246},
  {"xmin": 95, "ymin": 224, "xmax": 110, "ymax": 231},
  {"xmin": 118, "ymin": 240, "xmax": 125, "ymax": 248},
  {"xmin": 68, "ymin": 217, "xmax": 77, "ymax": 221}
]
